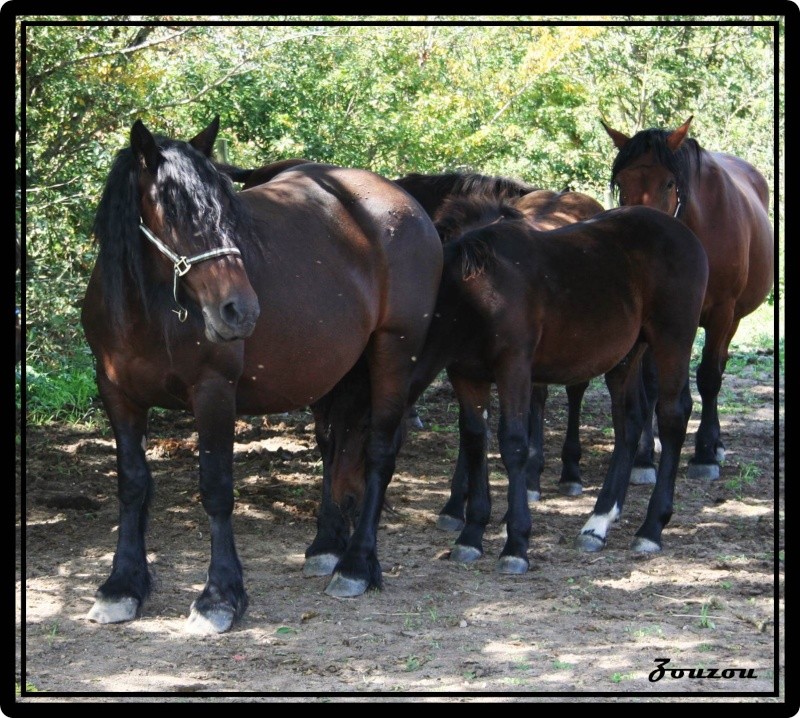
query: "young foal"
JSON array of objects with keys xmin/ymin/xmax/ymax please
[{"xmin": 406, "ymin": 201, "xmax": 708, "ymax": 571}]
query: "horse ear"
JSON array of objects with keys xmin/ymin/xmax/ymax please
[
  {"xmin": 666, "ymin": 115, "xmax": 693, "ymax": 151},
  {"xmin": 601, "ymin": 119, "xmax": 630, "ymax": 149},
  {"xmin": 131, "ymin": 119, "xmax": 161, "ymax": 172},
  {"xmin": 189, "ymin": 116, "xmax": 220, "ymax": 157}
]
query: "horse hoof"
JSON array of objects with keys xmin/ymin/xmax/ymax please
[
  {"xmin": 716, "ymin": 446, "xmax": 726, "ymax": 462},
  {"xmin": 687, "ymin": 462, "xmax": 721, "ymax": 480},
  {"xmin": 408, "ymin": 415, "xmax": 424, "ymax": 430},
  {"xmin": 86, "ymin": 595, "xmax": 139, "ymax": 624},
  {"xmin": 574, "ymin": 532, "xmax": 606, "ymax": 552},
  {"xmin": 303, "ymin": 553, "xmax": 340, "ymax": 577},
  {"xmin": 436, "ymin": 514, "xmax": 465, "ymax": 532},
  {"xmin": 324, "ymin": 572, "xmax": 368, "ymax": 598},
  {"xmin": 630, "ymin": 467, "xmax": 656, "ymax": 485},
  {"xmin": 557, "ymin": 481, "xmax": 582, "ymax": 497},
  {"xmin": 185, "ymin": 603, "xmax": 236, "ymax": 634},
  {"xmin": 631, "ymin": 537, "xmax": 662, "ymax": 553},
  {"xmin": 450, "ymin": 544, "xmax": 482, "ymax": 563},
  {"xmin": 527, "ymin": 489, "xmax": 541, "ymax": 502},
  {"xmin": 497, "ymin": 555, "xmax": 528, "ymax": 575}
]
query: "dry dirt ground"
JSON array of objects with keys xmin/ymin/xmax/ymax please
[{"xmin": 14, "ymin": 360, "xmax": 786, "ymax": 707}]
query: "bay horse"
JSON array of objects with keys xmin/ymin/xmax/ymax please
[
  {"xmin": 428, "ymin": 189, "xmax": 605, "ymax": 532},
  {"xmin": 602, "ymin": 116, "xmax": 774, "ymax": 480},
  {"xmin": 390, "ymin": 172, "xmax": 606, "ymax": 531},
  {"xmin": 403, "ymin": 200, "xmax": 708, "ymax": 570},
  {"xmin": 80, "ymin": 117, "xmax": 442, "ymax": 633}
]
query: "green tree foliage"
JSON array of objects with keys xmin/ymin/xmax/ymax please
[{"xmin": 15, "ymin": 16, "xmax": 782, "ymax": 416}]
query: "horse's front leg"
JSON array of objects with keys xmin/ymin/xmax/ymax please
[
  {"xmin": 630, "ymin": 347, "xmax": 659, "ymax": 486},
  {"xmin": 557, "ymin": 381, "xmax": 588, "ymax": 496},
  {"xmin": 689, "ymin": 307, "xmax": 738, "ymax": 480},
  {"xmin": 447, "ymin": 375, "xmax": 492, "ymax": 563},
  {"xmin": 185, "ymin": 375, "xmax": 247, "ymax": 634},
  {"xmin": 575, "ymin": 347, "xmax": 648, "ymax": 552},
  {"xmin": 87, "ymin": 372, "xmax": 153, "ymax": 624}
]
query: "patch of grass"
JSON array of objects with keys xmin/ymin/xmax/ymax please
[
  {"xmin": 501, "ymin": 676, "xmax": 527, "ymax": 686},
  {"xmin": 513, "ymin": 661, "xmax": 532, "ymax": 671},
  {"xmin": 720, "ymin": 580, "xmax": 733, "ymax": 590},
  {"xmin": 611, "ymin": 672, "xmax": 636, "ymax": 683},
  {"xmin": 551, "ymin": 659, "xmax": 574, "ymax": 670},
  {"xmin": 404, "ymin": 655, "xmax": 423, "ymax": 672},
  {"xmin": 16, "ymin": 681, "xmax": 42, "ymax": 695},
  {"xmin": 24, "ymin": 356, "xmax": 103, "ymax": 426},
  {"xmin": 629, "ymin": 625, "xmax": 664, "ymax": 639},
  {"xmin": 697, "ymin": 643, "xmax": 714, "ymax": 652},
  {"xmin": 724, "ymin": 464, "xmax": 761, "ymax": 499},
  {"xmin": 698, "ymin": 604, "xmax": 716, "ymax": 630}
]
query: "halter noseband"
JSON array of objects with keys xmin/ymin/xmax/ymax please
[{"xmin": 139, "ymin": 220, "xmax": 242, "ymax": 322}]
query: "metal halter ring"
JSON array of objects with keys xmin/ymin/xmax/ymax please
[{"xmin": 139, "ymin": 220, "xmax": 242, "ymax": 322}]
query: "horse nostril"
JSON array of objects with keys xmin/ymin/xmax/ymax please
[{"xmin": 220, "ymin": 300, "xmax": 242, "ymax": 327}]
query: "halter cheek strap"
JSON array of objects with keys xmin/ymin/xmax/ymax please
[
  {"xmin": 139, "ymin": 220, "xmax": 242, "ymax": 322},
  {"xmin": 673, "ymin": 185, "xmax": 682, "ymax": 218}
]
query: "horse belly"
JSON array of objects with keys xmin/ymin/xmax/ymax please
[{"xmin": 531, "ymin": 319, "xmax": 641, "ymax": 385}]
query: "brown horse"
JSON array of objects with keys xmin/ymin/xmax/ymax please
[
  {"xmin": 430, "ymin": 189, "xmax": 605, "ymax": 520},
  {"xmin": 602, "ymin": 116, "xmax": 774, "ymax": 480},
  {"xmin": 405, "ymin": 200, "xmax": 708, "ymax": 570},
  {"xmin": 391, "ymin": 178, "xmax": 606, "ymax": 532},
  {"xmin": 81, "ymin": 118, "xmax": 442, "ymax": 633}
]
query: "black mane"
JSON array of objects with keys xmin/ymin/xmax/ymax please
[
  {"xmin": 395, "ymin": 171, "xmax": 537, "ymax": 217},
  {"xmin": 433, "ymin": 195, "xmax": 524, "ymax": 244},
  {"xmin": 610, "ymin": 128, "xmax": 703, "ymax": 205},
  {"xmin": 93, "ymin": 135, "xmax": 254, "ymax": 330}
]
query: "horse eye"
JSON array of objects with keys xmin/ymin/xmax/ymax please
[{"xmin": 666, "ymin": 180, "xmax": 675, "ymax": 190}]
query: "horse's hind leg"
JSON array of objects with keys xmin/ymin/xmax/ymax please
[
  {"xmin": 304, "ymin": 370, "xmax": 369, "ymax": 576},
  {"xmin": 689, "ymin": 308, "xmax": 738, "ymax": 480},
  {"xmin": 575, "ymin": 349, "xmax": 648, "ymax": 552},
  {"xmin": 87, "ymin": 373, "xmax": 152, "ymax": 624},
  {"xmin": 447, "ymin": 376, "xmax": 492, "ymax": 563},
  {"xmin": 323, "ymin": 331, "xmax": 412, "ymax": 598},
  {"xmin": 436, "ymin": 448, "xmax": 470, "ymax": 531},
  {"xmin": 185, "ymin": 376, "xmax": 247, "ymax": 634},
  {"xmin": 557, "ymin": 381, "xmax": 589, "ymax": 496},
  {"xmin": 632, "ymin": 370, "xmax": 693, "ymax": 552},
  {"xmin": 524, "ymin": 384, "xmax": 547, "ymax": 502},
  {"xmin": 630, "ymin": 348, "xmax": 659, "ymax": 486}
]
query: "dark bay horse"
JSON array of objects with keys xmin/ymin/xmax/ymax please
[
  {"xmin": 81, "ymin": 118, "xmax": 442, "ymax": 633},
  {"xmin": 429, "ymin": 189, "xmax": 606, "ymax": 529},
  {"xmin": 391, "ymin": 175, "xmax": 606, "ymax": 531},
  {"xmin": 404, "ymin": 201, "xmax": 708, "ymax": 571},
  {"xmin": 602, "ymin": 116, "xmax": 774, "ymax": 480}
]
